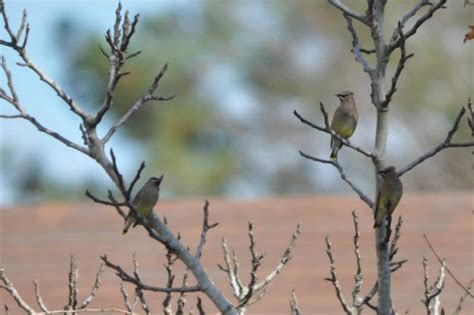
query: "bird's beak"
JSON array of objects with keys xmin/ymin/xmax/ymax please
[{"xmin": 336, "ymin": 93, "xmax": 344, "ymax": 100}]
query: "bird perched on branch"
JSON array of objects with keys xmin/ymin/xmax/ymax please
[
  {"xmin": 330, "ymin": 91, "xmax": 358, "ymax": 160},
  {"xmin": 373, "ymin": 167, "xmax": 403, "ymax": 228},
  {"xmin": 123, "ymin": 175, "xmax": 164, "ymax": 234}
]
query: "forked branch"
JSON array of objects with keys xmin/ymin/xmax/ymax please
[
  {"xmin": 219, "ymin": 222, "xmax": 302, "ymax": 313},
  {"xmin": 325, "ymin": 214, "xmax": 407, "ymax": 314},
  {"xmin": 399, "ymin": 104, "xmax": 474, "ymax": 177}
]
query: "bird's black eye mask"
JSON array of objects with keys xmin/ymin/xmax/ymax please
[{"xmin": 151, "ymin": 175, "xmax": 164, "ymax": 186}]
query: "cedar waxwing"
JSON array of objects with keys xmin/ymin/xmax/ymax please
[
  {"xmin": 330, "ymin": 91, "xmax": 358, "ymax": 160},
  {"xmin": 373, "ymin": 167, "xmax": 403, "ymax": 228},
  {"xmin": 122, "ymin": 175, "xmax": 163, "ymax": 234}
]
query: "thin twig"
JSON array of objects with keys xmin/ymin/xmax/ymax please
[
  {"xmin": 453, "ymin": 280, "xmax": 474, "ymax": 315},
  {"xmin": 325, "ymin": 236, "xmax": 352, "ymax": 315},
  {"xmin": 218, "ymin": 239, "xmax": 243, "ymax": 298},
  {"xmin": 67, "ymin": 254, "xmax": 79, "ymax": 310},
  {"xmin": 351, "ymin": 211, "xmax": 363, "ymax": 307},
  {"xmin": 33, "ymin": 280, "xmax": 49, "ymax": 313},
  {"xmin": 362, "ymin": 216, "xmax": 405, "ymax": 308},
  {"xmin": 253, "ymin": 223, "xmax": 302, "ymax": 293},
  {"xmin": 388, "ymin": 0, "xmax": 432, "ymax": 45},
  {"xmin": 101, "ymin": 255, "xmax": 200, "ymax": 293},
  {"xmin": 0, "ymin": 57, "xmax": 88, "ymax": 155},
  {"xmin": 120, "ymin": 281, "xmax": 135, "ymax": 312},
  {"xmin": 126, "ymin": 162, "xmax": 146, "ymax": 200},
  {"xmin": 78, "ymin": 261, "xmax": 105, "ymax": 309},
  {"xmin": 422, "ymin": 257, "xmax": 446, "ymax": 315},
  {"xmin": 381, "ymin": 23, "xmax": 414, "ymax": 109},
  {"xmin": 237, "ymin": 222, "xmax": 265, "ymax": 308},
  {"xmin": 299, "ymin": 150, "xmax": 374, "ymax": 208},
  {"xmin": 399, "ymin": 106, "xmax": 474, "ymax": 176},
  {"xmin": 389, "ymin": 0, "xmax": 448, "ymax": 52},
  {"xmin": 195, "ymin": 199, "xmax": 219, "ymax": 259},
  {"xmin": 162, "ymin": 243, "xmax": 177, "ymax": 315},
  {"xmin": 293, "ymin": 108, "xmax": 374, "ymax": 158},
  {"xmin": 423, "ymin": 235, "xmax": 474, "ymax": 298},
  {"xmin": 342, "ymin": 13, "xmax": 373, "ymax": 74},
  {"xmin": 327, "ymin": 0, "xmax": 369, "ymax": 25},
  {"xmin": 0, "ymin": 269, "xmax": 35, "ymax": 314},
  {"xmin": 135, "ymin": 288, "xmax": 151, "ymax": 315},
  {"xmin": 85, "ymin": 190, "xmax": 128, "ymax": 207},
  {"xmin": 290, "ymin": 290, "xmax": 302, "ymax": 315},
  {"xmin": 466, "ymin": 99, "xmax": 473, "ymax": 135},
  {"xmin": 196, "ymin": 297, "xmax": 205, "ymax": 315},
  {"xmin": 102, "ymin": 63, "xmax": 175, "ymax": 144}
]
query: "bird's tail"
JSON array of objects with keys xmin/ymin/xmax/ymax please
[
  {"xmin": 122, "ymin": 216, "xmax": 135, "ymax": 235},
  {"xmin": 330, "ymin": 137, "xmax": 341, "ymax": 160}
]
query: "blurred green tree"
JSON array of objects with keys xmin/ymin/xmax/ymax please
[{"xmin": 6, "ymin": 1, "xmax": 471, "ymax": 200}]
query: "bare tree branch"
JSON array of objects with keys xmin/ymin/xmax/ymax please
[
  {"xmin": 195, "ymin": 199, "xmax": 219, "ymax": 259},
  {"xmin": 127, "ymin": 161, "xmax": 146, "ymax": 200},
  {"xmin": 381, "ymin": 23, "xmax": 414, "ymax": 109},
  {"xmin": 298, "ymin": 150, "xmax": 374, "ymax": 208},
  {"xmin": 422, "ymin": 257, "xmax": 446, "ymax": 315},
  {"xmin": 176, "ymin": 270, "xmax": 190, "ymax": 315},
  {"xmin": 101, "ymin": 255, "xmax": 200, "ymax": 293},
  {"xmin": 219, "ymin": 223, "xmax": 301, "ymax": 312},
  {"xmin": 423, "ymin": 235, "xmax": 474, "ymax": 298},
  {"xmin": 453, "ymin": 280, "xmax": 474, "ymax": 315},
  {"xmin": 351, "ymin": 211, "xmax": 363, "ymax": 309},
  {"xmin": 325, "ymin": 236, "xmax": 352, "ymax": 315},
  {"xmin": 196, "ymin": 297, "xmax": 205, "ymax": 315},
  {"xmin": 33, "ymin": 280, "xmax": 49, "ymax": 313},
  {"xmin": 389, "ymin": 0, "xmax": 448, "ymax": 52},
  {"xmin": 218, "ymin": 239, "xmax": 244, "ymax": 299},
  {"xmin": 236, "ymin": 222, "xmax": 265, "ymax": 309},
  {"xmin": 294, "ymin": 108, "xmax": 374, "ymax": 158},
  {"xmin": 162, "ymin": 239, "xmax": 177, "ymax": 315},
  {"xmin": 0, "ymin": 57, "xmax": 89, "ymax": 155},
  {"xmin": 342, "ymin": 13, "xmax": 373, "ymax": 74},
  {"xmin": 135, "ymin": 288, "xmax": 151, "ymax": 315},
  {"xmin": 362, "ymin": 216, "xmax": 406, "ymax": 310},
  {"xmin": 388, "ymin": 0, "xmax": 433, "ymax": 46},
  {"xmin": 78, "ymin": 261, "xmax": 106, "ymax": 309},
  {"xmin": 67, "ymin": 254, "xmax": 79, "ymax": 311},
  {"xmin": 289, "ymin": 290, "xmax": 302, "ymax": 315},
  {"xmin": 92, "ymin": 4, "xmax": 141, "ymax": 127},
  {"xmin": 399, "ymin": 106, "xmax": 474, "ymax": 176},
  {"xmin": 120, "ymin": 281, "xmax": 136, "ymax": 313},
  {"xmin": 102, "ymin": 63, "xmax": 175, "ymax": 144},
  {"xmin": 0, "ymin": 8, "xmax": 89, "ymax": 120},
  {"xmin": 327, "ymin": 0, "xmax": 369, "ymax": 25},
  {"xmin": 254, "ymin": 223, "xmax": 302, "ymax": 293},
  {"xmin": 466, "ymin": 99, "xmax": 473, "ymax": 135},
  {"xmin": 0, "ymin": 269, "xmax": 35, "ymax": 314}
]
